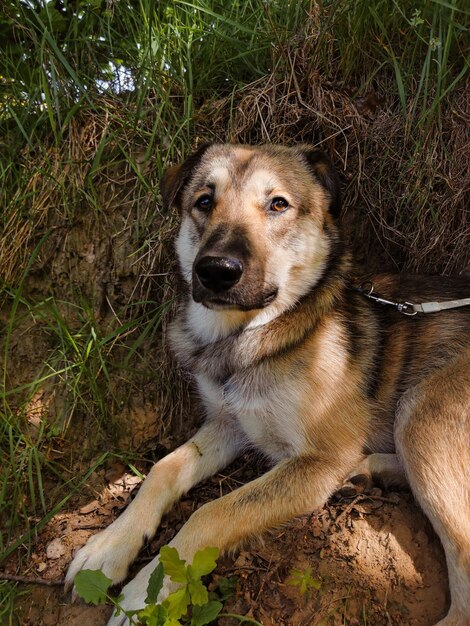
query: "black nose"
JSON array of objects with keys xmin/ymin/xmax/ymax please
[{"xmin": 195, "ymin": 256, "xmax": 243, "ymax": 293}]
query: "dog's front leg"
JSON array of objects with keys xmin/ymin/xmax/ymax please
[
  {"xmin": 109, "ymin": 449, "xmax": 360, "ymax": 625},
  {"xmin": 65, "ymin": 418, "xmax": 243, "ymax": 591}
]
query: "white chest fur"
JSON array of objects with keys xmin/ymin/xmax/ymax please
[{"xmin": 195, "ymin": 371, "xmax": 307, "ymax": 463}]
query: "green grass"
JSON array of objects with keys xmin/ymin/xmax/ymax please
[
  {"xmin": 0, "ymin": 281, "xmax": 171, "ymax": 555},
  {"xmin": 0, "ymin": 581, "xmax": 28, "ymax": 625},
  {"xmin": 2, "ymin": 1, "xmax": 466, "ymax": 150},
  {"xmin": 1, "ymin": 0, "xmax": 308, "ymax": 155}
]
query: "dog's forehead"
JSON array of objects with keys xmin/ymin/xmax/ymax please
[{"xmin": 190, "ymin": 145, "xmax": 307, "ymax": 195}]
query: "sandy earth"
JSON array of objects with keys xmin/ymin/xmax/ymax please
[{"xmin": 9, "ymin": 453, "xmax": 449, "ymax": 626}]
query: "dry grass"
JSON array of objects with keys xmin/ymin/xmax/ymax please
[
  {"xmin": 0, "ymin": 95, "xmax": 191, "ymax": 452},
  {"xmin": 2, "ymin": 97, "xmax": 174, "ymax": 295}
]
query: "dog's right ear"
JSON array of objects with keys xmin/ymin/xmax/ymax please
[{"xmin": 161, "ymin": 143, "xmax": 213, "ymax": 211}]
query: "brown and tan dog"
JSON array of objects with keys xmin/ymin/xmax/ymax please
[{"xmin": 66, "ymin": 144, "xmax": 470, "ymax": 625}]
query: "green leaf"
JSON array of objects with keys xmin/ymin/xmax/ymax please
[
  {"xmin": 190, "ymin": 547, "xmax": 219, "ymax": 579},
  {"xmin": 164, "ymin": 586, "xmax": 190, "ymax": 620},
  {"xmin": 74, "ymin": 569, "xmax": 112, "ymax": 605},
  {"xmin": 137, "ymin": 604, "xmax": 169, "ymax": 626},
  {"xmin": 216, "ymin": 576, "xmax": 238, "ymax": 601},
  {"xmin": 191, "ymin": 600, "xmax": 223, "ymax": 626},
  {"xmin": 145, "ymin": 562, "xmax": 165, "ymax": 604},
  {"xmin": 188, "ymin": 578, "xmax": 208, "ymax": 606},
  {"xmin": 160, "ymin": 546, "xmax": 187, "ymax": 583}
]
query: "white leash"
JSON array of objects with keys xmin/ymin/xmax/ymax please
[
  {"xmin": 357, "ymin": 282, "xmax": 470, "ymax": 316},
  {"xmin": 412, "ymin": 297, "xmax": 470, "ymax": 313}
]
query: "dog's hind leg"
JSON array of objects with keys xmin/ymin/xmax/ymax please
[
  {"xmin": 347, "ymin": 453, "xmax": 408, "ymax": 490},
  {"xmin": 65, "ymin": 418, "xmax": 244, "ymax": 590},
  {"xmin": 395, "ymin": 354, "xmax": 470, "ymax": 626}
]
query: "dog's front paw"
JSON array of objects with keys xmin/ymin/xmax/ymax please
[
  {"xmin": 106, "ymin": 559, "xmax": 176, "ymax": 626},
  {"xmin": 65, "ymin": 520, "xmax": 145, "ymax": 590}
]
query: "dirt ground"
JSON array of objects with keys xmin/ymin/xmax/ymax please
[{"xmin": 7, "ymin": 451, "xmax": 449, "ymax": 626}]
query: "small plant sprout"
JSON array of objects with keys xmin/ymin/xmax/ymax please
[{"xmin": 288, "ymin": 566, "xmax": 322, "ymax": 597}]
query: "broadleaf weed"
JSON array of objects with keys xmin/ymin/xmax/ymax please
[{"xmin": 73, "ymin": 545, "xmax": 262, "ymax": 626}]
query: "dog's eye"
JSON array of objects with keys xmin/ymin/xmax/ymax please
[
  {"xmin": 194, "ymin": 194, "xmax": 213, "ymax": 212},
  {"xmin": 270, "ymin": 197, "xmax": 289, "ymax": 212}
]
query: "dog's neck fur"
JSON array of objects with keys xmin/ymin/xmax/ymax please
[{"xmin": 169, "ymin": 235, "xmax": 351, "ymax": 382}]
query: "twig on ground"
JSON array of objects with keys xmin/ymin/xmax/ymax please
[{"xmin": 0, "ymin": 573, "xmax": 65, "ymax": 586}]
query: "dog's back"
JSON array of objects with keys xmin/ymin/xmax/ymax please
[{"xmin": 348, "ymin": 274, "xmax": 470, "ymax": 452}]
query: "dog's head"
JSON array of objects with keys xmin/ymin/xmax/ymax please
[{"xmin": 162, "ymin": 144, "xmax": 341, "ymax": 321}]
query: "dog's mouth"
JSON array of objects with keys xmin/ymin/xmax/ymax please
[{"xmin": 195, "ymin": 288, "xmax": 278, "ymax": 311}]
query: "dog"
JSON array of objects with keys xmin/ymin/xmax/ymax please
[{"xmin": 66, "ymin": 144, "xmax": 470, "ymax": 625}]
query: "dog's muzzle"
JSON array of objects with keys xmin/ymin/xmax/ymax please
[
  {"xmin": 194, "ymin": 255, "xmax": 243, "ymax": 293},
  {"xmin": 192, "ymin": 254, "xmax": 277, "ymax": 310}
]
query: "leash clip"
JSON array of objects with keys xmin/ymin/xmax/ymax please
[
  {"xmin": 357, "ymin": 282, "xmax": 417, "ymax": 316},
  {"xmin": 396, "ymin": 301, "xmax": 417, "ymax": 316},
  {"xmin": 357, "ymin": 281, "xmax": 470, "ymax": 315}
]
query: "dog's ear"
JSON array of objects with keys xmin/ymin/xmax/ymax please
[
  {"xmin": 161, "ymin": 143, "xmax": 213, "ymax": 211},
  {"xmin": 302, "ymin": 149, "xmax": 341, "ymax": 219}
]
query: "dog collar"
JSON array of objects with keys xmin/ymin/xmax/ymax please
[{"xmin": 356, "ymin": 282, "xmax": 470, "ymax": 316}]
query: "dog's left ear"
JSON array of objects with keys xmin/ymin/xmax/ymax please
[
  {"xmin": 161, "ymin": 143, "xmax": 213, "ymax": 211},
  {"xmin": 302, "ymin": 149, "xmax": 341, "ymax": 219}
]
